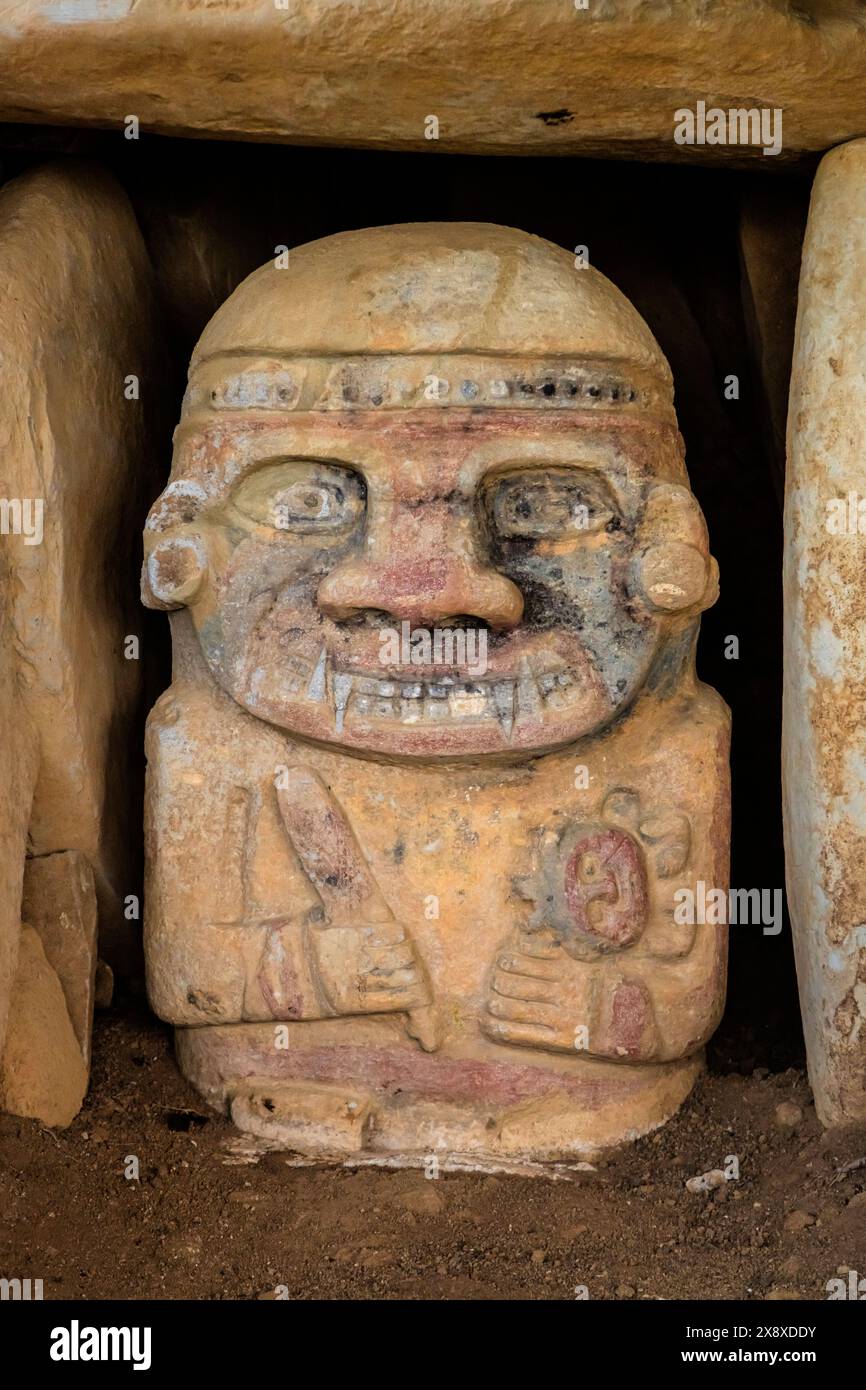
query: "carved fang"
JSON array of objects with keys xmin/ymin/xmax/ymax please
[
  {"xmin": 333, "ymin": 672, "xmax": 353, "ymax": 732},
  {"xmin": 306, "ymin": 646, "xmax": 328, "ymax": 703},
  {"xmin": 493, "ymin": 680, "xmax": 515, "ymax": 740},
  {"xmin": 517, "ymin": 658, "xmax": 541, "ymax": 720}
]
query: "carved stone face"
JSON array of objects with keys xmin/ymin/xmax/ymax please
[{"xmin": 143, "ymin": 224, "xmax": 717, "ymax": 760}]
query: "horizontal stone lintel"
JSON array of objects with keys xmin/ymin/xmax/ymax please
[{"xmin": 0, "ymin": 1, "xmax": 861, "ymax": 161}]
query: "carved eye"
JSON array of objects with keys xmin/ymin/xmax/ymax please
[
  {"xmin": 490, "ymin": 469, "xmax": 617, "ymax": 539},
  {"xmin": 232, "ymin": 461, "xmax": 365, "ymax": 534}
]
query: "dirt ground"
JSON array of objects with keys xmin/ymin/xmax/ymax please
[{"xmin": 1, "ymin": 997, "xmax": 865, "ymax": 1302}]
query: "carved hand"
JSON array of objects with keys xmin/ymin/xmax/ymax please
[
  {"xmin": 310, "ymin": 919, "xmax": 431, "ymax": 1021},
  {"xmin": 482, "ymin": 928, "xmax": 659, "ymax": 1060}
]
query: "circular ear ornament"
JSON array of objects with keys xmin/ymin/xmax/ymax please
[
  {"xmin": 143, "ymin": 535, "xmax": 207, "ymax": 610},
  {"xmin": 633, "ymin": 483, "xmax": 716, "ymax": 614},
  {"xmin": 637, "ymin": 540, "xmax": 710, "ymax": 612}
]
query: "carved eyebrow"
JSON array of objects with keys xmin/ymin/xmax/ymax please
[
  {"xmin": 224, "ymin": 456, "xmax": 367, "ymax": 489},
  {"xmin": 479, "ymin": 463, "xmax": 634, "ymax": 529},
  {"xmin": 494, "ymin": 467, "xmax": 612, "ymax": 485},
  {"xmin": 230, "ymin": 461, "xmax": 361, "ymax": 478},
  {"xmin": 485, "ymin": 465, "xmax": 619, "ymax": 497},
  {"xmin": 472, "ymin": 438, "xmax": 640, "ymax": 482}
]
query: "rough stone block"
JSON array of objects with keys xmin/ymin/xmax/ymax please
[
  {"xmin": 0, "ymin": 927, "xmax": 88, "ymax": 1129},
  {"xmin": 22, "ymin": 851, "xmax": 98, "ymax": 1066}
]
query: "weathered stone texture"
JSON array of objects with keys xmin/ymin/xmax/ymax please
[
  {"xmin": 21, "ymin": 851, "xmax": 98, "ymax": 1067},
  {"xmin": 784, "ymin": 138, "xmax": 866, "ymax": 1127},
  {"xmin": 0, "ymin": 927, "xmax": 88, "ymax": 1129},
  {"xmin": 0, "ymin": 601, "xmax": 38, "ymax": 1061},
  {"xmin": 0, "ymin": 1, "xmax": 862, "ymax": 160},
  {"xmin": 144, "ymin": 223, "xmax": 730, "ymax": 1165},
  {"xmin": 0, "ymin": 161, "xmax": 162, "ymax": 1124},
  {"xmin": 0, "ymin": 161, "xmax": 159, "ymax": 964}
]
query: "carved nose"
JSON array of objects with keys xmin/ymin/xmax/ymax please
[{"xmin": 318, "ymin": 554, "xmax": 524, "ymax": 630}]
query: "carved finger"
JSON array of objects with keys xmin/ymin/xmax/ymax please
[
  {"xmin": 364, "ymin": 966, "xmax": 419, "ymax": 989},
  {"xmin": 515, "ymin": 931, "xmax": 564, "ymax": 960},
  {"xmin": 492, "ymin": 969, "xmax": 559, "ymax": 1003},
  {"xmin": 362, "ymin": 986, "xmax": 426, "ymax": 1013},
  {"xmin": 487, "ymin": 994, "xmax": 559, "ymax": 1025},
  {"xmin": 362, "ymin": 942, "xmax": 415, "ymax": 973},
  {"xmin": 483, "ymin": 1017, "xmax": 557, "ymax": 1046},
  {"xmin": 496, "ymin": 951, "xmax": 561, "ymax": 980}
]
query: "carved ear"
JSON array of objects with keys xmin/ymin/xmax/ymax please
[
  {"xmin": 632, "ymin": 483, "xmax": 717, "ymax": 615},
  {"xmin": 141, "ymin": 534, "xmax": 207, "ymax": 610}
]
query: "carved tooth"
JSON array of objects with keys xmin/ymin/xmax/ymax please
[
  {"xmin": 424, "ymin": 696, "xmax": 450, "ymax": 721},
  {"xmin": 427, "ymin": 684, "xmax": 449, "ymax": 699},
  {"xmin": 306, "ymin": 646, "xmax": 328, "ymax": 703},
  {"xmin": 402, "ymin": 683, "xmax": 423, "ymax": 699},
  {"xmin": 332, "ymin": 672, "xmax": 353, "ymax": 732},
  {"xmin": 493, "ymin": 680, "xmax": 515, "ymax": 739},
  {"xmin": 517, "ymin": 657, "xmax": 542, "ymax": 718},
  {"xmin": 377, "ymin": 680, "xmax": 397, "ymax": 697},
  {"xmin": 449, "ymin": 687, "xmax": 487, "ymax": 718}
]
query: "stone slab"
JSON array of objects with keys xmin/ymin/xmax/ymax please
[
  {"xmin": 0, "ymin": 160, "xmax": 162, "ymax": 971},
  {"xmin": 0, "ymin": 926, "xmax": 88, "ymax": 1128},
  {"xmin": 21, "ymin": 851, "xmax": 98, "ymax": 1066},
  {"xmin": 783, "ymin": 137, "xmax": 866, "ymax": 1127},
  {"xmin": 0, "ymin": 1, "xmax": 862, "ymax": 161}
]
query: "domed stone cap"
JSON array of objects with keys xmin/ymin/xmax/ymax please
[{"xmin": 185, "ymin": 222, "xmax": 675, "ymax": 419}]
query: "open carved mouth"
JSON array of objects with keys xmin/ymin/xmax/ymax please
[{"xmin": 240, "ymin": 635, "xmax": 617, "ymax": 756}]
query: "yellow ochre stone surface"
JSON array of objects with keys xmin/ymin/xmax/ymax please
[
  {"xmin": 0, "ymin": 1, "xmax": 861, "ymax": 162},
  {"xmin": 144, "ymin": 223, "xmax": 730, "ymax": 1165}
]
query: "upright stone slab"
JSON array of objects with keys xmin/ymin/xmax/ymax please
[
  {"xmin": 0, "ymin": 927, "xmax": 88, "ymax": 1130},
  {"xmin": 0, "ymin": 162, "xmax": 161, "ymax": 1124},
  {"xmin": 144, "ymin": 223, "xmax": 730, "ymax": 1165},
  {"xmin": 22, "ymin": 852, "xmax": 98, "ymax": 1068},
  {"xmin": 784, "ymin": 139, "xmax": 866, "ymax": 1127},
  {"xmin": 0, "ymin": 587, "xmax": 38, "ymax": 1064}
]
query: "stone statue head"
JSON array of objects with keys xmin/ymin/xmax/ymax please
[{"xmin": 143, "ymin": 223, "xmax": 717, "ymax": 759}]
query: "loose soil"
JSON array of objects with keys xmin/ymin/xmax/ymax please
[{"xmin": 2, "ymin": 998, "xmax": 865, "ymax": 1301}]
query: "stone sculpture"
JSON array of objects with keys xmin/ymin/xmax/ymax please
[{"xmin": 143, "ymin": 223, "xmax": 730, "ymax": 1164}]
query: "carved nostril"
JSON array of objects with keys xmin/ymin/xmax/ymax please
[
  {"xmin": 318, "ymin": 559, "xmax": 524, "ymax": 630},
  {"xmin": 466, "ymin": 570, "xmax": 524, "ymax": 630}
]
